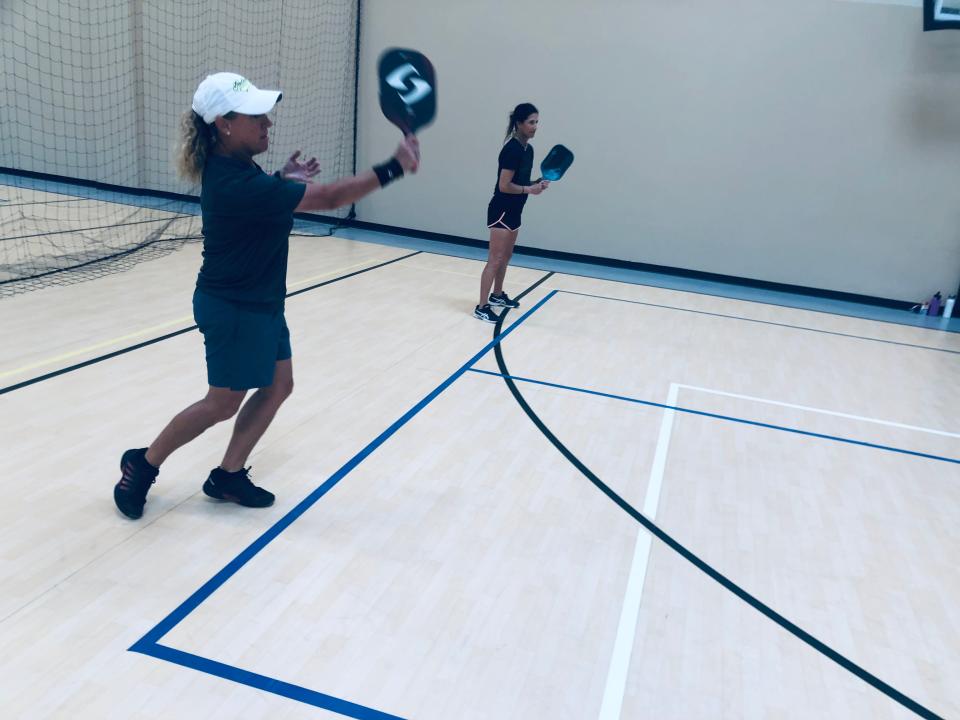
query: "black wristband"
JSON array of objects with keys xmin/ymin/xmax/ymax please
[{"xmin": 373, "ymin": 158, "xmax": 404, "ymax": 187}]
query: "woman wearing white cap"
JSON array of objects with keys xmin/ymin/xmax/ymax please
[{"xmin": 113, "ymin": 72, "xmax": 420, "ymax": 519}]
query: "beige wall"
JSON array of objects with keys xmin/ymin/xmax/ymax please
[
  {"xmin": 355, "ymin": 0, "xmax": 960, "ymax": 302},
  {"xmin": 3, "ymin": 1, "xmax": 958, "ymax": 301}
]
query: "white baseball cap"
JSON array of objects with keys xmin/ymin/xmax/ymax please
[{"xmin": 191, "ymin": 72, "xmax": 282, "ymax": 124}]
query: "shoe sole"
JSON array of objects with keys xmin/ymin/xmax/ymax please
[{"xmin": 113, "ymin": 487, "xmax": 143, "ymax": 519}]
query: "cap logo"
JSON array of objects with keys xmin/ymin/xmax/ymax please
[{"xmin": 232, "ymin": 78, "xmax": 250, "ymax": 93}]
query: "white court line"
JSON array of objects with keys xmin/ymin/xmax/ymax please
[
  {"xmin": 678, "ymin": 384, "xmax": 960, "ymax": 439},
  {"xmin": 598, "ymin": 383, "xmax": 678, "ymax": 720},
  {"xmin": 598, "ymin": 379, "xmax": 957, "ymax": 718}
]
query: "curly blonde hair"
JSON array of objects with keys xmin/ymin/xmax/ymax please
[{"xmin": 175, "ymin": 110, "xmax": 235, "ymax": 183}]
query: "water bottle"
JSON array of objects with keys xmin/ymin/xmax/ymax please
[
  {"xmin": 929, "ymin": 292, "xmax": 942, "ymax": 316},
  {"xmin": 945, "ymin": 295, "xmax": 956, "ymax": 319}
]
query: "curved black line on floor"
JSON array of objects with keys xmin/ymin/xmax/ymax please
[
  {"xmin": 0, "ymin": 251, "xmax": 421, "ymax": 396},
  {"xmin": 491, "ymin": 283, "xmax": 942, "ymax": 720}
]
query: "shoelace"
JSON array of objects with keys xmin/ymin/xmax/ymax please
[{"xmin": 225, "ymin": 467, "xmax": 255, "ymax": 487}]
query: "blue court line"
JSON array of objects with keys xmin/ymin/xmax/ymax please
[
  {"xmin": 130, "ymin": 288, "xmax": 558, "ymax": 718},
  {"xmin": 557, "ymin": 290, "xmax": 960, "ymax": 355},
  {"xmin": 467, "ymin": 368, "xmax": 960, "ymax": 466},
  {"xmin": 143, "ymin": 644, "xmax": 404, "ymax": 720}
]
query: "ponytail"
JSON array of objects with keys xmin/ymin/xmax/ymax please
[
  {"xmin": 175, "ymin": 110, "xmax": 215, "ymax": 184},
  {"xmin": 175, "ymin": 110, "xmax": 235, "ymax": 183}
]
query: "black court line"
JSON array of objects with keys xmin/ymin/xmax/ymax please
[
  {"xmin": 0, "ymin": 197, "xmax": 105, "ymax": 208},
  {"xmin": 343, "ymin": 232, "xmax": 952, "ymax": 335},
  {"xmin": 0, "ymin": 214, "xmax": 195, "ymax": 243},
  {"xmin": 490, "ymin": 293, "xmax": 944, "ymax": 719},
  {"xmin": 561, "ymin": 289, "xmax": 960, "ymax": 356},
  {"xmin": 0, "ymin": 251, "xmax": 421, "ymax": 396},
  {"xmin": 0, "ymin": 234, "xmax": 204, "ymax": 287},
  {"xmin": 0, "ymin": 174, "xmax": 204, "ymax": 216}
]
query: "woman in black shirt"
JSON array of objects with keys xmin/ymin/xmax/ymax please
[
  {"xmin": 475, "ymin": 103, "xmax": 549, "ymax": 323},
  {"xmin": 114, "ymin": 72, "xmax": 419, "ymax": 519}
]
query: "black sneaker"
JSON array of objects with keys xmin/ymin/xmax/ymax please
[
  {"xmin": 114, "ymin": 448, "xmax": 159, "ymax": 519},
  {"xmin": 488, "ymin": 291, "xmax": 519, "ymax": 309},
  {"xmin": 474, "ymin": 304, "xmax": 501, "ymax": 323},
  {"xmin": 202, "ymin": 467, "xmax": 275, "ymax": 508}
]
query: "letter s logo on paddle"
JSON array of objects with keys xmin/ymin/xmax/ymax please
[{"xmin": 385, "ymin": 63, "xmax": 432, "ymax": 105}]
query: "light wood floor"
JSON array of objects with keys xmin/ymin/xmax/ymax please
[{"xmin": 1, "ymin": 188, "xmax": 958, "ymax": 719}]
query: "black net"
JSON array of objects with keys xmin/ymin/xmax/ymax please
[{"xmin": 0, "ymin": 0, "xmax": 359, "ymax": 295}]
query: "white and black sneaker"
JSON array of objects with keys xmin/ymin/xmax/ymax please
[
  {"xmin": 474, "ymin": 304, "xmax": 501, "ymax": 323},
  {"xmin": 488, "ymin": 291, "xmax": 520, "ymax": 309}
]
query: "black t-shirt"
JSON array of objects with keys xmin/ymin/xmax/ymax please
[
  {"xmin": 196, "ymin": 154, "xmax": 306, "ymax": 310},
  {"xmin": 492, "ymin": 138, "xmax": 533, "ymax": 205}
]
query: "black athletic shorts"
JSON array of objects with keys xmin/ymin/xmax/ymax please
[{"xmin": 486, "ymin": 197, "xmax": 525, "ymax": 231}]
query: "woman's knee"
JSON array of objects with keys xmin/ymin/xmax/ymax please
[
  {"xmin": 488, "ymin": 251, "xmax": 508, "ymax": 270},
  {"xmin": 269, "ymin": 360, "xmax": 294, "ymax": 401},
  {"xmin": 204, "ymin": 391, "xmax": 244, "ymax": 422}
]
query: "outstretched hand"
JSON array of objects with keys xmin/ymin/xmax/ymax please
[
  {"xmin": 280, "ymin": 150, "xmax": 321, "ymax": 183},
  {"xmin": 394, "ymin": 135, "xmax": 420, "ymax": 174}
]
